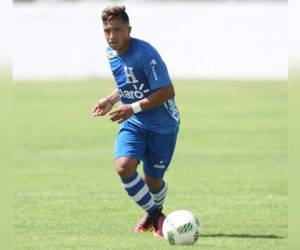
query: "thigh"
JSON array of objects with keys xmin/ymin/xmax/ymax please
[
  {"xmin": 114, "ymin": 122, "xmax": 147, "ymax": 161},
  {"xmin": 143, "ymin": 131, "xmax": 178, "ymax": 180}
]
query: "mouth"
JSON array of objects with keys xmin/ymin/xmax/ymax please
[{"xmin": 109, "ymin": 41, "xmax": 117, "ymax": 47}]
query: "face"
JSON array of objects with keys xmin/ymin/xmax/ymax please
[{"xmin": 103, "ymin": 19, "xmax": 131, "ymax": 54}]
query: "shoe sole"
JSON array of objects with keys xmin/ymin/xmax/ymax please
[
  {"xmin": 153, "ymin": 231, "xmax": 163, "ymax": 237},
  {"xmin": 135, "ymin": 225, "xmax": 154, "ymax": 234}
]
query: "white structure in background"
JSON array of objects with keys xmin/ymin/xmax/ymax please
[
  {"xmin": 13, "ymin": 1, "xmax": 287, "ymax": 80},
  {"xmin": 0, "ymin": 1, "xmax": 11, "ymax": 65}
]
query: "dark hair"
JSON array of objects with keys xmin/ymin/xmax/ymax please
[{"xmin": 102, "ymin": 5, "xmax": 129, "ymax": 25}]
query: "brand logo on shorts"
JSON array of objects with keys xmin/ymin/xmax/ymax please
[{"xmin": 153, "ymin": 161, "xmax": 166, "ymax": 169}]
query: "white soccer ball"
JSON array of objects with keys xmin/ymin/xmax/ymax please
[{"xmin": 163, "ymin": 210, "xmax": 201, "ymax": 245}]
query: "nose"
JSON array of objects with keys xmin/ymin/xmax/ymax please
[{"xmin": 108, "ymin": 31, "xmax": 116, "ymax": 41}]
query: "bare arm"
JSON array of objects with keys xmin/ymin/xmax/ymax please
[
  {"xmin": 109, "ymin": 84, "xmax": 175, "ymax": 123},
  {"xmin": 107, "ymin": 89, "xmax": 120, "ymax": 104},
  {"xmin": 92, "ymin": 89, "xmax": 120, "ymax": 116},
  {"xmin": 139, "ymin": 84, "xmax": 175, "ymax": 111}
]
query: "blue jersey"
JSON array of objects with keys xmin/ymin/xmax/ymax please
[{"xmin": 107, "ymin": 38, "xmax": 180, "ymax": 134}]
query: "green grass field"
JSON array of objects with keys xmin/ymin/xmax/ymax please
[{"xmin": 13, "ymin": 79, "xmax": 287, "ymax": 249}]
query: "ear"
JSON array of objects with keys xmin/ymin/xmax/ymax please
[{"xmin": 128, "ymin": 26, "xmax": 132, "ymax": 34}]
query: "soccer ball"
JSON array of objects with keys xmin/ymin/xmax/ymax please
[{"xmin": 163, "ymin": 210, "xmax": 201, "ymax": 245}]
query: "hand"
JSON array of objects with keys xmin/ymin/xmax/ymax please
[
  {"xmin": 92, "ymin": 98, "xmax": 113, "ymax": 116},
  {"xmin": 109, "ymin": 104, "xmax": 134, "ymax": 123}
]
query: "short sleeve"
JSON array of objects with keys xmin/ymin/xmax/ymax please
[{"xmin": 142, "ymin": 47, "xmax": 172, "ymax": 91}]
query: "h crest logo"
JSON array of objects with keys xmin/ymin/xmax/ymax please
[{"xmin": 124, "ymin": 66, "xmax": 138, "ymax": 84}]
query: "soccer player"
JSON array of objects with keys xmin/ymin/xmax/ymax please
[{"xmin": 92, "ymin": 5, "xmax": 180, "ymax": 237}]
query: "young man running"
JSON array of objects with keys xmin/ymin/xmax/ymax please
[{"xmin": 92, "ymin": 5, "xmax": 180, "ymax": 237}]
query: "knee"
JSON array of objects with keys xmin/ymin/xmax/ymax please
[{"xmin": 115, "ymin": 157, "xmax": 138, "ymax": 178}]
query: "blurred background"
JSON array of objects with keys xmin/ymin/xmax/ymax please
[{"xmin": 13, "ymin": 0, "xmax": 287, "ymax": 80}]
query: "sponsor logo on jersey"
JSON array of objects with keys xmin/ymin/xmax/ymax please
[
  {"xmin": 120, "ymin": 66, "xmax": 150, "ymax": 100},
  {"xmin": 150, "ymin": 59, "xmax": 158, "ymax": 80},
  {"xmin": 119, "ymin": 83, "xmax": 150, "ymax": 100}
]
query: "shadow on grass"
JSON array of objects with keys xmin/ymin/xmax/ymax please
[{"xmin": 201, "ymin": 233, "xmax": 284, "ymax": 239}]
